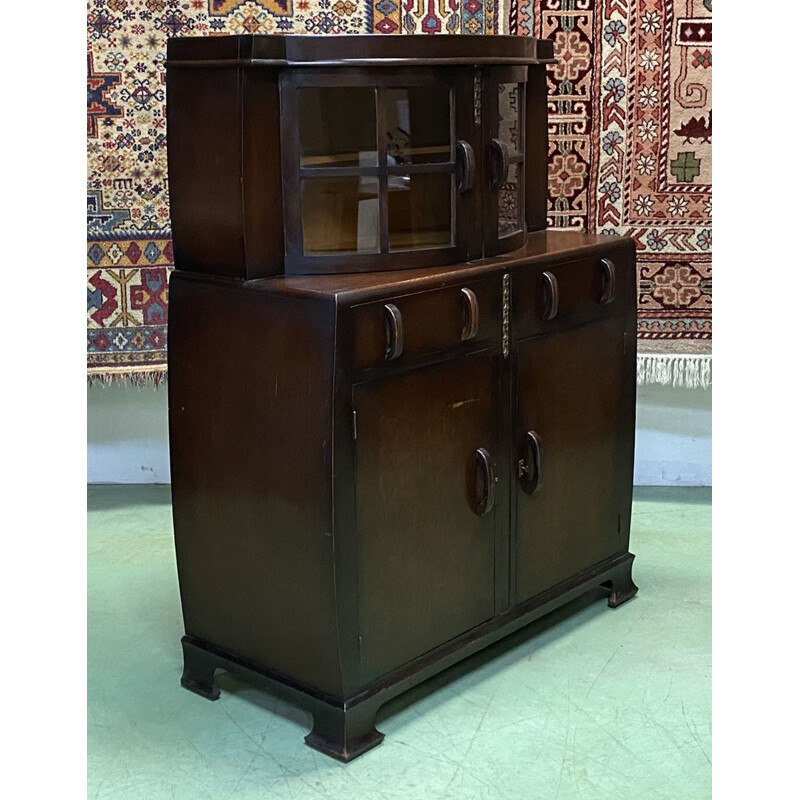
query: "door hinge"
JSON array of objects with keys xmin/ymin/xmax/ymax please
[
  {"xmin": 623, "ymin": 331, "xmax": 627, "ymax": 356},
  {"xmin": 502, "ymin": 273, "xmax": 511, "ymax": 358},
  {"xmin": 358, "ymin": 635, "xmax": 363, "ymax": 664},
  {"xmin": 352, "ymin": 408, "xmax": 357, "ymax": 440}
]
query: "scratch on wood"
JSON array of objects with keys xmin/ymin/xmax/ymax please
[{"xmin": 450, "ymin": 398, "xmax": 479, "ymax": 409}]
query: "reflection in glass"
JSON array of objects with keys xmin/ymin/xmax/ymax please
[
  {"xmin": 498, "ymin": 83, "xmax": 521, "ymax": 155},
  {"xmin": 498, "ymin": 163, "xmax": 522, "ymax": 238},
  {"xmin": 388, "ymin": 173, "xmax": 453, "ymax": 251},
  {"xmin": 386, "ymin": 86, "xmax": 452, "ymax": 166},
  {"xmin": 299, "ymin": 87, "xmax": 377, "ymax": 167},
  {"xmin": 302, "ymin": 178, "xmax": 379, "ymax": 254}
]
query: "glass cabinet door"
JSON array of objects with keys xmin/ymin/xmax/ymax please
[
  {"xmin": 281, "ymin": 69, "xmax": 473, "ymax": 274},
  {"xmin": 483, "ymin": 67, "xmax": 527, "ymax": 256}
]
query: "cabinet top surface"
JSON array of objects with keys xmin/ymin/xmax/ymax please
[
  {"xmin": 233, "ymin": 232, "xmax": 634, "ymax": 301},
  {"xmin": 166, "ymin": 34, "xmax": 555, "ymax": 67}
]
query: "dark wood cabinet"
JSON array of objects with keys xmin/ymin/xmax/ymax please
[{"xmin": 166, "ymin": 36, "xmax": 638, "ymax": 764}]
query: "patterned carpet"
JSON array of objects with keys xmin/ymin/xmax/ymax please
[{"xmin": 87, "ymin": 1, "xmax": 711, "ymax": 386}]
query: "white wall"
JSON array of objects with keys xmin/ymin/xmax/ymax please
[
  {"xmin": 88, "ymin": 383, "xmax": 171, "ymax": 484},
  {"xmin": 87, "ymin": 381, "xmax": 711, "ymax": 485},
  {"xmin": 633, "ymin": 382, "xmax": 711, "ymax": 486}
]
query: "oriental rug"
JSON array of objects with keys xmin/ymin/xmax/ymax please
[
  {"xmin": 508, "ymin": 0, "xmax": 712, "ymax": 387},
  {"xmin": 87, "ymin": 0, "xmax": 710, "ymax": 387}
]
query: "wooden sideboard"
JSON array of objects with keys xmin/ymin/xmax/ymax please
[{"xmin": 166, "ymin": 35, "xmax": 638, "ymax": 762}]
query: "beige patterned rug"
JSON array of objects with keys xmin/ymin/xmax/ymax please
[{"xmin": 87, "ymin": 1, "xmax": 710, "ymax": 387}]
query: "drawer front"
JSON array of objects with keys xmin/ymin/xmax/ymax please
[
  {"xmin": 351, "ymin": 278, "xmax": 502, "ymax": 370},
  {"xmin": 512, "ymin": 249, "xmax": 633, "ymax": 338}
]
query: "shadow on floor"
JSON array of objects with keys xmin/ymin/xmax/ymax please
[
  {"xmin": 210, "ymin": 587, "xmax": 615, "ymax": 741},
  {"xmin": 377, "ymin": 588, "xmax": 612, "ymax": 725},
  {"xmin": 634, "ymin": 486, "xmax": 711, "ymax": 505},
  {"xmin": 88, "ymin": 484, "xmax": 172, "ymax": 511}
]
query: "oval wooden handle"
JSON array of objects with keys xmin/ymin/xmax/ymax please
[
  {"xmin": 542, "ymin": 271, "xmax": 559, "ymax": 320},
  {"xmin": 461, "ymin": 287, "xmax": 480, "ymax": 341},
  {"xmin": 475, "ymin": 448, "xmax": 496, "ymax": 516},
  {"xmin": 456, "ymin": 140, "xmax": 475, "ymax": 193},
  {"xmin": 600, "ymin": 258, "xmax": 616, "ymax": 305},
  {"xmin": 384, "ymin": 303, "xmax": 404, "ymax": 361},
  {"xmin": 519, "ymin": 430, "xmax": 543, "ymax": 495},
  {"xmin": 489, "ymin": 138, "xmax": 510, "ymax": 190}
]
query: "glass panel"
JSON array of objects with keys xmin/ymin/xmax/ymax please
[
  {"xmin": 302, "ymin": 177, "xmax": 379, "ymax": 254},
  {"xmin": 388, "ymin": 173, "xmax": 453, "ymax": 251},
  {"xmin": 386, "ymin": 86, "xmax": 452, "ymax": 166},
  {"xmin": 498, "ymin": 163, "xmax": 522, "ymax": 239},
  {"xmin": 498, "ymin": 83, "xmax": 522, "ymax": 156},
  {"xmin": 299, "ymin": 87, "xmax": 377, "ymax": 168}
]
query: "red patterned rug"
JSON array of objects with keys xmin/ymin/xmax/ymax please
[{"xmin": 87, "ymin": 1, "xmax": 710, "ymax": 387}]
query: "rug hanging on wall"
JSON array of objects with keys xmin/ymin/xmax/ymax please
[{"xmin": 87, "ymin": 0, "xmax": 710, "ymax": 388}]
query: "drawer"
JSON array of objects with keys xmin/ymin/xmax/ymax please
[
  {"xmin": 351, "ymin": 278, "xmax": 502, "ymax": 370},
  {"xmin": 512, "ymin": 250, "xmax": 632, "ymax": 339}
]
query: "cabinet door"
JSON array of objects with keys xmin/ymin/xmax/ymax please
[
  {"xmin": 353, "ymin": 352, "xmax": 501, "ymax": 682},
  {"xmin": 483, "ymin": 67, "xmax": 527, "ymax": 257},
  {"xmin": 281, "ymin": 67, "xmax": 476, "ymax": 274},
  {"xmin": 513, "ymin": 317, "xmax": 635, "ymax": 604}
]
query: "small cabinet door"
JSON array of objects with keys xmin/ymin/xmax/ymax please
[
  {"xmin": 513, "ymin": 317, "xmax": 635, "ymax": 605},
  {"xmin": 353, "ymin": 352, "xmax": 502, "ymax": 682},
  {"xmin": 281, "ymin": 67, "xmax": 476, "ymax": 274},
  {"xmin": 483, "ymin": 67, "xmax": 527, "ymax": 257}
]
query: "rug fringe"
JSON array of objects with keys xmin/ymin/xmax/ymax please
[
  {"xmin": 88, "ymin": 356, "xmax": 711, "ymax": 391},
  {"xmin": 87, "ymin": 368, "xmax": 167, "ymax": 389},
  {"xmin": 637, "ymin": 353, "xmax": 711, "ymax": 389}
]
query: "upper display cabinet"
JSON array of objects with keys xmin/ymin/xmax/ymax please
[{"xmin": 166, "ymin": 35, "xmax": 555, "ymax": 278}]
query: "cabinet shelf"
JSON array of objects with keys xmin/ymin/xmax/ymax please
[{"xmin": 300, "ymin": 146, "xmax": 452, "ymax": 168}]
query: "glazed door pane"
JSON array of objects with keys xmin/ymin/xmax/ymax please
[
  {"xmin": 498, "ymin": 161, "xmax": 523, "ymax": 239},
  {"xmin": 497, "ymin": 82, "xmax": 525, "ymax": 239},
  {"xmin": 387, "ymin": 172, "xmax": 453, "ymax": 251},
  {"xmin": 353, "ymin": 353, "xmax": 500, "ymax": 681},
  {"xmin": 301, "ymin": 177, "xmax": 379, "ymax": 254},
  {"xmin": 514, "ymin": 318, "xmax": 635, "ymax": 604},
  {"xmin": 298, "ymin": 86, "xmax": 378, "ymax": 168},
  {"xmin": 497, "ymin": 82, "xmax": 523, "ymax": 155},
  {"xmin": 385, "ymin": 86, "xmax": 452, "ymax": 166},
  {"xmin": 484, "ymin": 68, "xmax": 527, "ymax": 256}
]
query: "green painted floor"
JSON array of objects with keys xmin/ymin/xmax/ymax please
[{"xmin": 88, "ymin": 486, "xmax": 711, "ymax": 800}]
